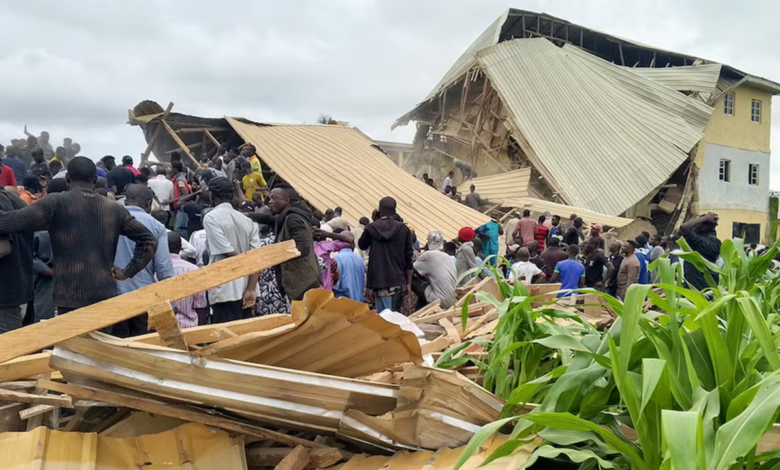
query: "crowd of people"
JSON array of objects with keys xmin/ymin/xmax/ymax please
[{"xmin": 0, "ymin": 131, "xmax": 726, "ymax": 336}]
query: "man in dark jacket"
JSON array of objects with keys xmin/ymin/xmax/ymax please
[
  {"xmin": 249, "ymin": 184, "xmax": 321, "ymax": 301},
  {"xmin": 358, "ymin": 197, "xmax": 413, "ymax": 312}
]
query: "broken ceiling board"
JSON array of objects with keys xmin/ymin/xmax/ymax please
[
  {"xmin": 475, "ymin": 38, "xmax": 712, "ymax": 216},
  {"xmin": 338, "ymin": 366, "xmax": 503, "ymax": 450},
  {"xmin": 501, "ymin": 197, "xmax": 635, "ymax": 229},
  {"xmin": 99, "ymin": 411, "xmax": 187, "ymax": 438},
  {"xmin": 207, "ymin": 289, "xmax": 424, "ymax": 378},
  {"xmin": 0, "ymin": 240, "xmax": 300, "ymax": 364},
  {"xmin": 50, "ymin": 335, "xmax": 399, "ymax": 435},
  {"xmin": 0, "ymin": 423, "xmax": 246, "ymax": 470},
  {"xmin": 39, "ymin": 379, "xmax": 325, "ymax": 449},
  {"xmin": 246, "ymin": 446, "xmax": 344, "ymax": 468},
  {"xmin": 465, "ymin": 168, "xmax": 532, "ymax": 202},
  {"xmin": 225, "ymin": 118, "xmax": 489, "ymax": 241},
  {"xmin": 621, "ymin": 63, "xmax": 722, "ymax": 93}
]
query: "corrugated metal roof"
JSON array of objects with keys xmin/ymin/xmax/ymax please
[
  {"xmin": 0, "ymin": 423, "xmax": 246, "ymax": 470},
  {"xmin": 502, "ymin": 197, "xmax": 635, "ymax": 228},
  {"xmin": 622, "ymin": 64, "xmax": 722, "ymax": 93},
  {"xmin": 476, "ymin": 38, "xmax": 711, "ymax": 215},
  {"xmin": 465, "ymin": 168, "xmax": 531, "ymax": 202},
  {"xmin": 327, "ymin": 435, "xmax": 538, "ymax": 470},
  {"xmin": 226, "ymin": 118, "xmax": 490, "ymax": 240}
]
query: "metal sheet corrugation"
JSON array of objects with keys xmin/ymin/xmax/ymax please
[
  {"xmin": 502, "ymin": 197, "xmax": 634, "ymax": 228},
  {"xmin": 465, "ymin": 168, "xmax": 531, "ymax": 202},
  {"xmin": 476, "ymin": 38, "xmax": 709, "ymax": 215},
  {"xmin": 0, "ymin": 423, "xmax": 246, "ymax": 470},
  {"xmin": 621, "ymin": 64, "xmax": 722, "ymax": 93},
  {"xmin": 226, "ymin": 119, "xmax": 490, "ymax": 241}
]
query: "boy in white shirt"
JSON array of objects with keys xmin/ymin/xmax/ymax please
[{"xmin": 511, "ymin": 247, "xmax": 546, "ymax": 284}]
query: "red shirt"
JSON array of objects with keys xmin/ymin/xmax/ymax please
[
  {"xmin": 0, "ymin": 165, "xmax": 17, "ymax": 187},
  {"xmin": 535, "ymin": 224, "xmax": 549, "ymax": 249},
  {"xmin": 125, "ymin": 165, "xmax": 141, "ymax": 176}
]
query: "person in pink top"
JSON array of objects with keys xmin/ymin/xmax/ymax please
[
  {"xmin": 122, "ymin": 155, "xmax": 141, "ymax": 176},
  {"xmin": 167, "ymin": 232, "xmax": 208, "ymax": 327},
  {"xmin": 513, "ymin": 210, "xmax": 538, "ymax": 246},
  {"xmin": 313, "ymin": 229, "xmax": 353, "ymax": 291}
]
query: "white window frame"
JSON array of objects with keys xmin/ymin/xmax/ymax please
[
  {"xmin": 751, "ymin": 99, "xmax": 761, "ymax": 123},
  {"xmin": 719, "ymin": 159, "xmax": 731, "ymax": 182},
  {"xmin": 749, "ymin": 163, "xmax": 759, "ymax": 185},
  {"xmin": 724, "ymin": 92, "xmax": 734, "ymax": 115}
]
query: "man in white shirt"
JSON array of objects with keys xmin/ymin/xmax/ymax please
[
  {"xmin": 511, "ymin": 247, "xmax": 546, "ymax": 284},
  {"xmin": 147, "ymin": 166, "xmax": 174, "ymax": 210},
  {"xmin": 442, "ymin": 171, "xmax": 454, "ymax": 193},
  {"xmin": 203, "ymin": 178, "xmax": 261, "ymax": 324}
]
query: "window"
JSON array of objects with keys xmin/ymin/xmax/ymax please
[
  {"xmin": 719, "ymin": 159, "xmax": 731, "ymax": 182},
  {"xmin": 751, "ymin": 99, "xmax": 761, "ymax": 122},
  {"xmin": 724, "ymin": 92, "xmax": 734, "ymax": 115},
  {"xmin": 733, "ymin": 223, "xmax": 760, "ymax": 244},
  {"xmin": 749, "ymin": 163, "xmax": 759, "ymax": 185}
]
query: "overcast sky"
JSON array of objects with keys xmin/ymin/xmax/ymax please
[{"xmin": 2, "ymin": 1, "xmax": 779, "ymax": 187}]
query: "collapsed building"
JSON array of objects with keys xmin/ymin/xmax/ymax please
[
  {"xmin": 394, "ymin": 9, "xmax": 780, "ymax": 242},
  {"xmin": 128, "ymin": 101, "xmax": 490, "ymax": 241}
]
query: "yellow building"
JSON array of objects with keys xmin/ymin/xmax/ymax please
[{"xmin": 695, "ymin": 79, "xmax": 780, "ymax": 243}]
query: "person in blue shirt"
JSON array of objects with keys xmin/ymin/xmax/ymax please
[
  {"xmin": 333, "ymin": 237, "xmax": 366, "ymax": 302},
  {"xmin": 1, "ymin": 146, "xmax": 26, "ymax": 186},
  {"xmin": 550, "ymin": 244, "xmax": 585, "ymax": 297},
  {"xmin": 634, "ymin": 235, "xmax": 651, "ymax": 284},
  {"xmin": 475, "ymin": 216, "xmax": 503, "ymax": 265},
  {"xmin": 113, "ymin": 184, "xmax": 174, "ymax": 337}
]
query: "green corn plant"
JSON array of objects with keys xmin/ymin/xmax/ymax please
[{"xmin": 452, "ymin": 239, "xmax": 780, "ymax": 470}]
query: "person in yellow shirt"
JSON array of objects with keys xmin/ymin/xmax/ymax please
[
  {"xmin": 240, "ymin": 161, "xmax": 266, "ymax": 200},
  {"xmin": 240, "ymin": 144, "xmax": 264, "ymax": 175}
]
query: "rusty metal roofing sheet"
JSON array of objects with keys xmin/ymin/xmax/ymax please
[
  {"xmin": 622, "ymin": 63, "xmax": 722, "ymax": 93},
  {"xmin": 0, "ymin": 423, "xmax": 246, "ymax": 470},
  {"xmin": 476, "ymin": 38, "xmax": 712, "ymax": 215},
  {"xmin": 465, "ymin": 168, "xmax": 531, "ymax": 202},
  {"xmin": 226, "ymin": 118, "xmax": 490, "ymax": 241}
]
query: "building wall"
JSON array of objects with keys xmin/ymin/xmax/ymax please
[
  {"xmin": 711, "ymin": 208, "xmax": 769, "ymax": 244},
  {"xmin": 694, "ymin": 83, "xmax": 773, "ymax": 243}
]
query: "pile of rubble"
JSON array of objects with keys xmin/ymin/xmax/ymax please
[{"xmin": 0, "ymin": 242, "xmax": 613, "ymax": 469}]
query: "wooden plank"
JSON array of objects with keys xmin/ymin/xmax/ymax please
[
  {"xmin": 413, "ymin": 302, "xmax": 488, "ymax": 325},
  {"xmin": 0, "ymin": 240, "xmax": 299, "ymax": 364},
  {"xmin": 146, "ymin": 301, "xmax": 187, "ymax": 350},
  {"xmin": 204, "ymin": 129, "xmax": 221, "ymax": 148},
  {"xmin": 195, "ymin": 325, "xmax": 295, "ymax": 357},
  {"xmin": 38, "ymin": 379, "xmax": 326, "ymax": 449},
  {"xmin": 420, "ymin": 336, "xmax": 453, "ymax": 355},
  {"xmin": 247, "ymin": 446, "xmax": 343, "ymax": 468},
  {"xmin": 175, "ymin": 127, "xmax": 230, "ymax": 134},
  {"xmin": 0, "ymin": 381, "xmax": 37, "ymax": 391},
  {"xmin": 438, "ymin": 318, "xmax": 461, "ymax": 343},
  {"xmin": 25, "ymin": 372, "xmax": 50, "ymax": 431},
  {"xmin": 19, "ymin": 404, "xmax": 56, "ymax": 420},
  {"xmin": 140, "ymin": 102, "xmax": 174, "ymax": 165},
  {"xmin": 0, "ymin": 388, "xmax": 72, "ymax": 407},
  {"xmin": 455, "ymin": 277, "xmax": 501, "ymax": 308},
  {"xmin": 407, "ymin": 300, "xmax": 441, "ymax": 320},
  {"xmin": 161, "ymin": 118, "xmax": 200, "ymax": 167},
  {"xmin": 274, "ymin": 445, "xmax": 311, "ymax": 470},
  {"xmin": 0, "ymin": 352, "xmax": 53, "ymax": 383},
  {"xmin": 463, "ymin": 308, "xmax": 497, "ymax": 336}
]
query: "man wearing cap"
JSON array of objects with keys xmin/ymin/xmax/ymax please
[
  {"xmin": 413, "ymin": 231, "xmax": 457, "ymax": 309},
  {"xmin": 122, "ymin": 156, "xmax": 141, "ymax": 176},
  {"xmin": 102, "ymin": 155, "xmax": 135, "ymax": 196},
  {"xmin": 455, "ymin": 227, "xmax": 479, "ymax": 282},
  {"xmin": 203, "ymin": 177, "xmax": 261, "ymax": 323}
]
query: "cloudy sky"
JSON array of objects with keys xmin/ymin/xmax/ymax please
[{"xmin": 2, "ymin": 1, "xmax": 779, "ymax": 186}]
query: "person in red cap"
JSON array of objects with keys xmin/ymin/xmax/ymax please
[
  {"xmin": 589, "ymin": 224, "xmax": 605, "ymax": 250},
  {"xmin": 455, "ymin": 227, "xmax": 479, "ymax": 282}
]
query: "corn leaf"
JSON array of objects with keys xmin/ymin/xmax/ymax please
[
  {"xmin": 452, "ymin": 416, "xmax": 517, "ymax": 470},
  {"xmin": 708, "ymin": 376, "xmax": 780, "ymax": 470},
  {"xmin": 737, "ymin": 296, "xmax": 780, "ymax": 370},
  {"xmin": 662, "ymin": 410, "xmax": 705, "ymax": 470},
  {"xmin": 521, "ymin": 445, "xmax": 617, "ymax": 469},
  {"xmin": 640, "ymin": 359, "xmax": 667, "ymax": 418}
]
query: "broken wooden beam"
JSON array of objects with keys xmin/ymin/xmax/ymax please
[
  {"xmin": 0, "ymin": 388, "xmax": 72, "ymax": 408},
  {"xmin": 246, "ymin": 446, "xmax": 344, "ymax": 468},
  {"xmin": 146, "ymin": 301, "xmax": 187, "ymax": 350},
  {"xmin": 38, "ymin": 379, "xmax": 326, "ymax": 449},
  {"xmin": 19, "ymin": 404, "xmax": 57, "ymax": 421},
  {"xmin": 0, "ymin": 240, "xmax": 299, "ymax": 364},
  {"xmin": 161, "ymin": 118, "xmax": 200, "ymax": 167},
  {"xmin": 274, "ymin": 445, "xmax": 311, "ymax": 470}
]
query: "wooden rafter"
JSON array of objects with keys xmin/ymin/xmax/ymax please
[
  {"xmin": 161, "ymin": 119, "xmax": 201, "ymax": 167},
  {"xmin": 140, "ymin": 101, "xmax": 174, "ymax": 166},
  {"xmin": 175, "ymin": 127, "xmax": 229, "ymax": 134},
  {"xmin": 204, "ymin": 129, "xmax": 221, "ymax": 148}
]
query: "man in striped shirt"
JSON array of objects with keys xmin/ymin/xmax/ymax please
[{"xmin": 167, "ymin": 232, "xmax": 208, "ymax": 328}]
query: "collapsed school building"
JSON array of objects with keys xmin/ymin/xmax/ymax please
[{"xmin": 393, "ymin": 9, "xmax": 780, "ymax": 243}]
